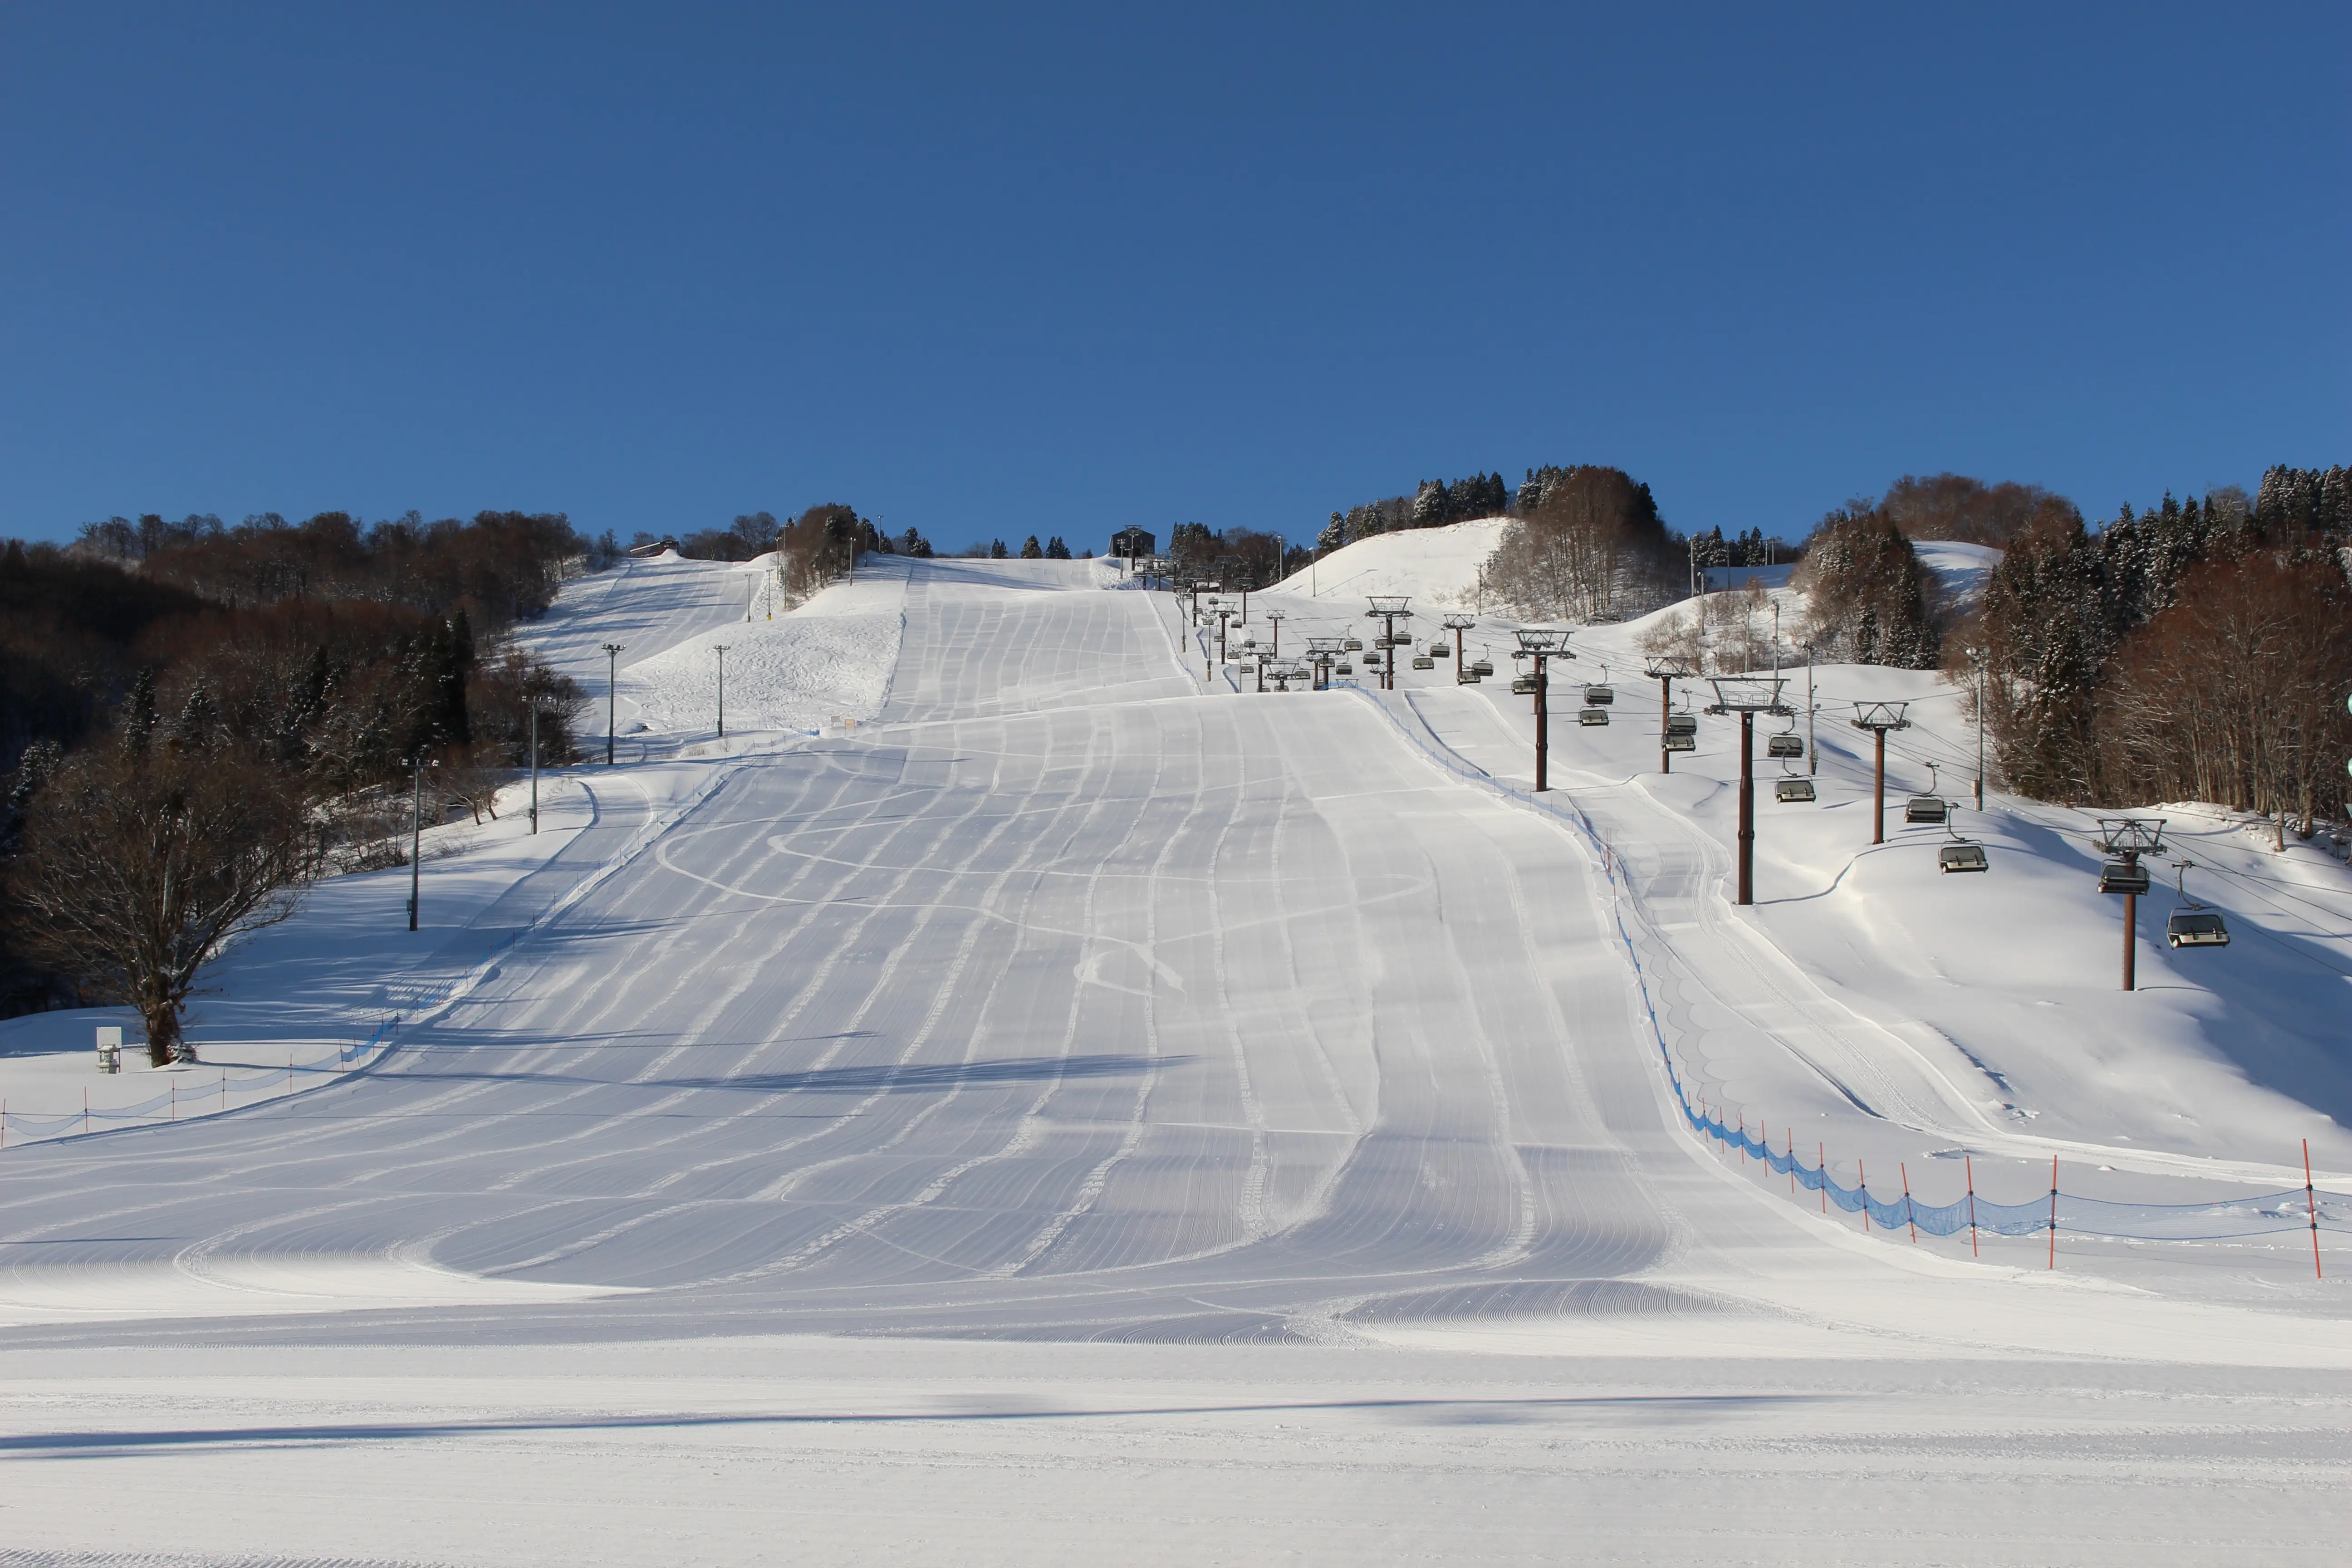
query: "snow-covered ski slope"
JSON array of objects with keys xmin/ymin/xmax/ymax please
[{"xmin": 3, "ymin": 551, "xmax": 2349, "ymax": 1565}]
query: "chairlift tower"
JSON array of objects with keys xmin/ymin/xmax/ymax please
[
  {"xmin": 1442, "ymin": 615, "xmax": 1478, "ymax": 682},
  {"xmin": 1708, "ymin": 676, "xmax": 1791, "ymax": 906},
  {"xmin": 1644, "ymin": 656, "xmax": 1694, "ymax": 774},
  {"xmin": 1848, "ymin": 702, "xmax": 1911, "ymax": 843},
  {"xmin": 1365, "ymin": 595, "xmax": 1414, "ymax": 692},
  {"xmin": 2096, "ymin": 818, "xmax": 2167, "ymax": 991},
  {"xmin": 1265, "ymin": 608, "xmax": 1284, "ymax": 660},
  {"xmin": 1516, "ymin": 628, "xmax": 1571, "ymax": 792},
  {"xmin": 1305, "ymin": 635, "xmax": 1343, "ymax": 691},
  {"xmin": 601, "ymin": 642, "xmax": 626, "ymax": 766}
]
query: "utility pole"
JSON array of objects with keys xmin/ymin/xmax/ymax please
[
  {"xmin": 528, "ymin": 704, "xmax": 539, "ymax": 834},
  {"xmin": 1366, "ymin": 595, "xmax": 1413, "ymax": 692},
  {"xmin": 1516, "ymin": 628, "xmax": 1569, "ymax": 792},
  {"xmin": 602, "ymin": 643, "xmax": 625, "ymax": 765},
  {"xmin": 1709, "ymin": 678, "xmax": 1790, "ymax": 906},
  {"xmin": 1850, "ymin": 702, "xmax": 1911, "ymax": 845},
  {"xmin": 1645, "ymin": 657, "xmax": 1693, "ymax": 774},
  {"xmin": 714, "ymin": 644, "xmax": 730, "ymax": 739}
]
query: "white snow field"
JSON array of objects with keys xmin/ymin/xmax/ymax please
[{"xmin": 2, "ymin": 551, "xmax": 2348, "ymax": 1566}]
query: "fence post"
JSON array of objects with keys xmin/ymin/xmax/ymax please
[
  {"xmin": 1788, "ymin": 1129, "xmax": 1796, "ymax": 1196},
  {"xmin": 2048, "ymin": 1155, "xmax": 2058, "ymax": 1270},
  {"xmin": 1965, "ymin": 1155, "xmax": 1978, "ymax": 1258},
  {"xmin": 1819, "ymin": 1144, "xmax": 1826, "ymax": 1213},
  {"xmin": 2307, "ymin": 1139, "xmax": 2323, "ymax": 1282},
  {"xmin": 1859, "ymin": 1160, "xmax": 1869, "ymax": 1232},
  {"xmin": 1901, "ymin": 1163, "xmax": 1917, "ymax": 1244}
]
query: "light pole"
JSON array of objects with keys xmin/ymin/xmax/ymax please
[
  {"xmin": 1367, "ymin": 595, "xmax": 1413, "ymax": 692},
  {"xmin": 1515, "ymin": 628, "xmax": 1569, "ymax": 792},
  {"xmin": 1966, "ymin": 646, "xmax": 1986, "ymax": 809},
  {"xmin": 1803, "ymin": 642, "xmax": 1818, "ymax": 776},
  {"xmin": 714, "ymin": 644, "xmax": 730, "ymax": 740},
  {"xmin": 1708, "ymin": 677, "xmax": 1790, "ymax": 906},
  {"xmin": 1850, "ymin": 702, "xmax": 1911, "ymax": 845},
  {"xmin": 406, "ymin": 753, "xmax": 438, "ymax": 931},
  {"xmin": 1645, "ymin": 657, "xmax": 1693, "ymax": 774},
  {"xmin": 528, "ymin": 703, "xmax": 539, "ymax": 834},
  {"xmin": 602, "ymin": 642, "xmax": 625, "ymax": 765}
]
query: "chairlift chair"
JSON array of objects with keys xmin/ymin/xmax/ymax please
[
  {"xmin": 1578, "ymin": 707, "xmax": 1609, "ymax": 726},
  {"xmin": 1335, "ymin": 661, "xmax": 1353, "ymax": 675},
  {"xmin": 2097, "ymin": 860, "xmax": 2151, "ymax": 896},
  {"xmin": 2165, "ymin": 862, "xmax": 2229, "ymax": 946},
  {"xmin": 1939, "ymin": 843, "xmax": 1989, "ymax": 873},
  {"xmin": 1429, "ymin": 641, "xmax": 1450, "ymax": 657},
  {"xmin": 1664, "ymin": 713, "xmax": 1698, "ymax": 737},
  {"xmin": 1767, "ymin": 732, "xmax": 1803, "ymax": 760},
  {"xmin": 1583, "ymin": 683, "xmax": 1614, "ymax": 705},
  {"xmin": 1471, "ymin": 658, "xmax": 1494, "ymax": 676},
  {"xmin": 1412, "ymin": 655, "xmax": 1435, "ymax": 670},
  {"xmin": 1905, "ymin": 794, "xmax": 1948, "ymax": 824},
  {"xmin": 1774, "ymin": 777, "xmax": 1815, "ymax": 803},
  {"xmin": 2166, "ymin": 911, "xmax": 2229, "ymax": 947},
  {"xmin": 1343, "ymin": 637, "xmax": 1362, "ymax": 651},
  {"xmin": 1510, "ymin": 673, "xmax": 1539, "ymax": 695},
  {"xmin": 1664, "ymin": 732, "xmax": 1696, "ymax": 753}
]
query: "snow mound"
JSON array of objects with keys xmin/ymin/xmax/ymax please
[
  {"xmin": 1270, "ymin": 517, "xmax": 1511, "ymax": 608},
  {"xmin": 616, "ymin": 564, "xmax": 908, "ymax": 735}
]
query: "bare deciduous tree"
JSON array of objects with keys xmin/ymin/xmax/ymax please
[{"xmin": 7, "ymin": 745, "xmax": 321, "ymax": 1065}]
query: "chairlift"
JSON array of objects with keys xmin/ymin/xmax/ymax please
[
  {"xmin": 1767, "ymin": 732, "xmax": 1803, "ymax": 760},
  {"xmin": 2097, "ymin": 860, "xmax": 2151, "ymax": 896},
  {"xmin": 1411, "ymin": 655, "xmax": 1435, "ymax": 670},
  {"xmin": 1578, "ymin": 706, "xmax": 1609, "ymax": 726},
  {"xmin": 2165, "ymin": 862, "xmax": 2229, "ymax": 947},
  {"xmin": 1343, "ymin": 637, "xmax": 1362, "ymax": 652},
  {"xmin": 1774, "ymin": 777, "xmax": 1815, "ymax": 803},
  {"xmin": 1664, "ymin": 713, "xmax": 1698, "ymax": 737},
  {"xmin": 1510, "ymin": 674, "xmax": 1539, "ymax": 695},
  {"xmin": 1459, "ymin": 670, "xmax": 1482, "ymax": 684},
  {"xmin": 1939, "ymin": 843, "xmax": 1989, "ymax": 873},
  {"xmin": 1664, "ymin": 732, "xmax": 1696, "ymax": 753},
  {"xmin": 1471, "ymin": 658, "xmax": 1494, "ymax": 676},
  {"xmin": 1905, "ymin": 794, "xmax": 1948, "ymax": 824},
  {"xmin": 1429, "ymin": 641, "xmax": 1450, "ymax": 657},
  {"xmin": 1335, "ymin": 661, "xmax": 1353, "ymax": 676}
]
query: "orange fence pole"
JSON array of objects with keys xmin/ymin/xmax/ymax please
[
  {"xmin": 2307, "ymin": 1139, "xmax": 2323, "ymax": 1282},
  {"xmin": 1965, "ymin": 1155, "xmax": 1979, "ymax": 1258}
]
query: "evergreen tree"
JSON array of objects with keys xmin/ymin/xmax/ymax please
[
  {"xmin": 1019, "ymin": 535, "xmax": 1044, "ymax": 559},
  {"xmin": 1045, "ymin": 536, "xmax": 1071, "ymax": 559},
  {"xmin": 121, "ymin": 668, "xmax": 157, "ymax": 757},
  {"xmin": 1317, "ymin": 512, "xmax": 1347, "ymax": 554},
  {"xmin": 172, "ymin": 681, "xmax": 223, "ymax": 753},
  {"xmin": 990, "ymin": 539, "xmax": 1008, "ymax": 559}
]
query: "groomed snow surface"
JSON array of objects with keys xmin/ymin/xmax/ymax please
[{"xmin": 2, "ymin": 544, "xmax": 2348, "ymax": 1565}]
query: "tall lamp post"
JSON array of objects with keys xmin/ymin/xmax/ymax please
[
  {"xmin": 528, "ymin": 703, "xmax": 539, "ymax": 834},
  {"xmin": 1515, "ymin": 628, "xmax": 1570, "ymax": 792},
  {"xmin": 1366, "ymin": 595, "xmax": 1413, "ymax": 692},
  {"xmin": 1645, "ymin": 657, "xmax": 1693, "ymax": 774},
  {"xmin": 714, "ymin": 644, "xmax": 730, "ymax": 740},
  {"xmin": 1706, "ymin": 676, "xmax": 1790, "ymax": 906},
  {"xmin": 1965, "ymin": 646, "xmax": 1986, "ymax": 808},
  {"xmin": 1849, "ymin": 702, "xmax": 1912, "ymax": 845},
  {"xmin": 602, "ymin": 642, "xmax": 625, "ymax": 765},
  {"xmin": 1803, "ymin": 642, "xmax": 1818, "ymax": 776}
]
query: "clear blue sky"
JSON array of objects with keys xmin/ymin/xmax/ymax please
[{"xmin": 3, "ymin": 4, "xmax": 2344, "ymax": 553}]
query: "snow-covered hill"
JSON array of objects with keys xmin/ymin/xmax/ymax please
[
  {"xmin": 1269, "ymin": 516, "xmax": 1512, "ymax": 608},
  {"xmin": 2, "ymin": 548, "xmax": 2345, "ymax": 1565}
]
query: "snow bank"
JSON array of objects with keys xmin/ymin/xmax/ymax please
[{"xmin": 1269, "ymin": 517, "xmax": 1511, "ymax": 609}]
